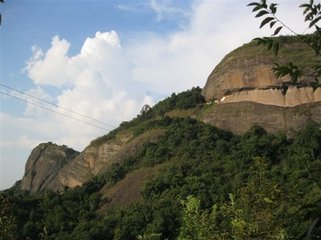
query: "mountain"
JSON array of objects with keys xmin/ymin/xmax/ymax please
[
  {"xmin": 201, "ymin": 36, "xmax": 321, "ymax": 134},
  {"xmin": 18, "ymin": 35, "xmax": 321, "ymax": 194},
  {"xmin": 2, "ymin": 35, "xmax": 321, "ymax": 239}
]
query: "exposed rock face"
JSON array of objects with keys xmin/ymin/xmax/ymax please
[
  {"xmin": 222, "ymin": 87, "xmax": 321, "ymax": 107},
  {"xmin": 19, "ymin": 127, "xmax": 165, "ymax": 193},
  {"xmin": 202, "ymin": 101, "xmax": 321, "ymax": 134},
  {"xmin": 20, "ymin": 143, "xmax": 79, "ymax": 193},
  {"xmin": 201, "ymin": 36, "xmax": 321, "ymax": 133},
  {"xmin": 46, "ymin": 132, "xmax": 134, "ymax": 191},
  {"xmin": 202, "ymin": 38, "xmax": 318, "ymax": 101},
  {"xmin": 46, "ymin": 129, "xmax": 165, "ymax": 192}
]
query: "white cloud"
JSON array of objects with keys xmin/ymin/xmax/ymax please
[
  {"xmin": 25, "ymin": 30, "xmax": 153, "ymax": 150},
  {"xmin": 23, "ymin": 87, "xmax": 53, "ymax": 116},
  {"xmin": 26, "ymin": 36, "xmax": 72, "ymax": 87},
  {"xmin": 149, "ymin": 0, "xmax": 190, "ymax": 21}
]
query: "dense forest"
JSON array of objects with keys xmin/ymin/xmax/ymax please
[{"xmin": 1, "ymin": 87, "xmax": 321, "ymax": 240}]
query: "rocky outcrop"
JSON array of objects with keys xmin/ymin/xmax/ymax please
[
  {"xmin": 20, "ymin": 143, "xmax": 79, "ymax": 193},
  {"xmin": 202, "ymin": 38, "xmax": 318, "ymax": 101},
  {"xmin": 202, "ymin": 101, "xmax": 321, "ymax": 134},
  {"xmin": 18, "ymin": 127, "xmax": 165, "ymax": 193},
  {"xmin": 45, "ymin": 131, "xmax": 134, "ymax": 191},
  {"xmin": 45, "ymin": 129, "xmax": 165, "ymax": 192},
  {"xmin": 201, "ymin": 36, "xmax": 321, "ymax": 133}
]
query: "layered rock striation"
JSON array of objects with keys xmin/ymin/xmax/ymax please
[
  {"xmin": 222, "ymin": 87, "xmax": 321, "ymax": 107},
  {"xmin": 202, "ymin": 37, "xmax": 319, "ymax": 101},
  {"xmin": 201, "ymin": 36, "xmax": 321, "ymax": 133}
]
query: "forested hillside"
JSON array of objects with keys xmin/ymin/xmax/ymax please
[{"xmin": 1, "ymin": 87, "xmax": 321, "ymax": 239}]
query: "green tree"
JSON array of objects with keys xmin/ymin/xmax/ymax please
[
  {"xmin": 178, "ymin": 157, "xmax": 286, "ymax": 240},
  {"xmin": 178, "ymin": 196, "xmax": 227, "ymax": 240},
  {"xmin": 0, "ymin": 194, "xmax": 17, "ymax": 240}
]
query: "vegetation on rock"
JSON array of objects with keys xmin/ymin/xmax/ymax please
[{"xmin": 1, "ymin": 111, "xmax": 321, "ymax": 239}]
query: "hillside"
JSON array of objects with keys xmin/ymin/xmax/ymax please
[
  {"xmin": 1, "ymin": 35, "xmax": 321, "ymax": 239},
  {"xmin": 2, "ymin": 90, "xmax": 321, "ymax": 239},
  {"xmin": 15, "ymin": 35, "xmax": 321, "ymax": 194}
]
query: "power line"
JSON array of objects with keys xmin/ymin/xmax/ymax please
[
  {"xmin": 0, "ymin": 83, "xmax": 116, "ymax": 128},
  {"xmin": 0, "ymin": 90, "xmax": 113, "ymax": 131}
]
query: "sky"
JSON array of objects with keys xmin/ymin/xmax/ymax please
[{"xmin": 0, "ymin": 0, "xmax": 310, "ymax": 190}]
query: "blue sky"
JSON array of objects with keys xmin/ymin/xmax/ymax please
[{"xmin": 0, "ymin": 0, "xmax": 307, "ymax": 189}]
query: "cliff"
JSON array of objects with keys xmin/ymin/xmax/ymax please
[
  {"xmin": 202, "ymin": 36, "xmax": 319, "ymax": 101},
  {"xmin": 201, "ymin": 36, "xmax": 321, "ymax": 133},
  {"xmin": 18, "ymin": 128, "xmax": 165, "ymax": 193},
  {"xmin": 20, "ymin": 142, "xmax": 79, "ymax": 193}
]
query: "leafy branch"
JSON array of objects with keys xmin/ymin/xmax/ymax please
[
  {"xmin": 300, "ymin": 0, "xmax": 321, "ymax": 55},
  {"xmin": 272, "ymin": 63, "xmax": 302, "ymax": 83},
  {"xmin": 248, "ymin": 0, "xmax": 321, "ymax": 84},
  {"xmin": 247, "ymin": 0, "xmax": 286, "ymax": 36}
]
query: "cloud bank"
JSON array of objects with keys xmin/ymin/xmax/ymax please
[{"xmin": 25, "ymin": 31, "xmax": 154, "ymax": 149}]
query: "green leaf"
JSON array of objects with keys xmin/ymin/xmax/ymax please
[
  {"xmin": 305, "ymin": 13, "xmax": 313, "ymax": 21},
  {"xmin": 303, "ymin": 7, "xmax": 311, "ymax": 15},
  {"xmin": 309, "ymin": 16, "xmax": 321, "ymax": 28},
  {"xmin": 254, "ymin": 37, "xmax": 271, "ymax": 47},
  {"xmin": 263, "ymin": 197, "xmax": 273, "ymax": 203},
  {"xmin": 267, "ymin": 41, "xmax": 273, "ymax": 50},
  {"xmin": 253, "ymin": 5, "xmax": 264, "ymax": 12},
  {"xmin": 299, "ymin": 3, "xmax": 311, "ymax": 8},
  {"xmin": 247, "ymin": 2, "xmax": 260, "ymax": 6},
  {"xmin": 260, "ymin": 17, "xmax": 274, "ymax": 28},
  {"xmin": 272, "ymin": 42, "xmax": 279, "ymax": 56},
  {"xmin": 255, "ymin": 10, "xmax": 269, "ymax": 17},
  {"xmin": 269, "ymin": 3, "xmax": 278, "ymax": 14},
  {"xmin": 273, "ymin": 26, "xmax": 282, "ymax": 35},
  {"xmin": 270, "ymin": 21, "xmax": 277, "ymax": 28}
]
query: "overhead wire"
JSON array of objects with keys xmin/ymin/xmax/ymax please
[
  {"xmin": 0, "ymin": 90, "xmax": 112, "ymax": 131},
  {"xmin": 0, "ymin": 83, "xmax": 116, "ymax": 128}
]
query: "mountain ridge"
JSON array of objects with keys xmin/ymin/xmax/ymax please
[
  {"xmin": 16, "ymin": 35, "xmax": 321, "ymax": 194},
  {"xmin": 2, "ymin": 34, "xmax": 321, "ymax": 240}
]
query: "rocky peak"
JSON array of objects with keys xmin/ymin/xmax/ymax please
[
  {"xmin": 202, "ymin": 36, "xmax": 319, "ymax": 102},
  {"xmin": 201, "ymin": 35, "xmax": 321, "ymax": 134},
  {"xmin": 20, "ymin": 142, "xmax": 79, "ymax": 193}
]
